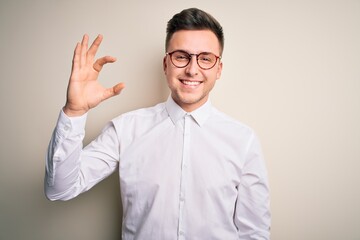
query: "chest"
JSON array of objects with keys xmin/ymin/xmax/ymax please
[{"xmin": 118, "ymin": 119, "xmax": 246, "ymax": 197}]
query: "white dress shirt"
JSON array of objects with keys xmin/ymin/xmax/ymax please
[{"xmin": 45, "ymin": 96, "xmax": 271, "ymax": 240}]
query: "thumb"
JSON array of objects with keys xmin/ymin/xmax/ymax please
[
  {"xmin": 113, "ymin": 82, "xmax": 125, "ymax": 95},
  {"xmin": 102, "ymin": 82, "xmax": 125, "ymax": 101}
]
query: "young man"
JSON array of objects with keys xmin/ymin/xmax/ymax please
[{"xmin": 45, "ymin": 8, "xmax": 271, "ymax": 240}]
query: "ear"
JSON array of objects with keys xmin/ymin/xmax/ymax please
[{"xmin": 216, "ymin": 61, "xmax": 223, "ymax": 80}]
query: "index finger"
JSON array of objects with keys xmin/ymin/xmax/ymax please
[{"xmin": 87, "ymin": 34, "xmax": 103, "ymax": 58}]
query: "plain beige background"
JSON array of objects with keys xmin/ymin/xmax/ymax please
[{"xmin": 0, "ymin": 0, "xmax": 359, "ymax": 239}]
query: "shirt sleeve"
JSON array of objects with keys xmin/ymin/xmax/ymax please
[
  {"xmin": 44, "ymin": 109, "xmax": 120, "ymax": 201},
  {"xmin": 234, "ymin": 133, "xmax": 271, "ymax": 239}
]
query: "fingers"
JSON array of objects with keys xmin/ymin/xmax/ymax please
[
  {"xmin": 93, "ymin": 56, "xmax": 117, "ymax": 72},
  {"xmin": 80, "ymin": 34, "xmax": 89, "ymax": 67},
  {"xmin": 87, "ymin": 34, "xmax": 103, "ymax": 59},
  {"xmin": 75, "ymin": 34, "xmax": 115, "ymax": 72},
  {"xmin": 76, "ymin": 34, "xmax": 103, "ymax": 68}
]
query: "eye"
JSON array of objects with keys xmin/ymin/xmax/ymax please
[
  {"xmin": 198, "ymin": 54, "xmax": 214, "ymax": 63},
  {"xmin": 199, "ymin": 56, "xmax": 212, "ymax": 62},
  {"xmin": 173, "ymin": 51, "xmax": 190, "ymax": 61},
  {"xmin": 176, "ymin": 55, "xmax": 188, "ymax": 60}
]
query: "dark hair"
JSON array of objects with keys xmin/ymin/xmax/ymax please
[{"xmin": 166, "ymin": 8, "xmax": 224, "ymax": 54}]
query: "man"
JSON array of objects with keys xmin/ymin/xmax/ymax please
[{"xmin": 45, "ymin": 8, "xmax": 271, "ymax": 240}]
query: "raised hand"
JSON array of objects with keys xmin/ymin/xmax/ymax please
[{"xmin": 63, "ymin": 34, "xmax": 125, "ymax": 116}]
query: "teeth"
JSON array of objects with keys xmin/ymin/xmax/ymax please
[{"xmin": 182, "ymin": 80, "xmax": 201, "ymax": 86}]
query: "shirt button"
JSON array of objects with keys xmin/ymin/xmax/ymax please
[
  {"xmin": 180, "ymin": 193, "xmax": 185, "ymax": 201},
  {"xmin": 64, "ymin": 125, "xmax": 70, "ymax": 131}
]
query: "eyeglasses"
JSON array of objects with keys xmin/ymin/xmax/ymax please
[{"xmin": 166, "ymin": 50, "xmax": 221, "ymax": 70}]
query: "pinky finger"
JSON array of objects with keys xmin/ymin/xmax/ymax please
[{"xmin": 71, "ymin": 42, "xmax": 81, "ymax": 72}]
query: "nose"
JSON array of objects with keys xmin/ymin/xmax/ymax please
[{"xmin": 185, "ymin": 55, "xmax": 199, "ymax": 76}]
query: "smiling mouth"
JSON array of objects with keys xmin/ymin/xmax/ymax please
[{"xmin": 180, "ymin": 80, "xmax": 202, "ymax": 86}]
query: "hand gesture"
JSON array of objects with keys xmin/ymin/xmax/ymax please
[{"xmin": 63, "ymin": 34, "xmax": 125, "ymax": 116}]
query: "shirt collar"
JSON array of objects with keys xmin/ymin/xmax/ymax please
[{"xmin": 165, "ymin": 96, "xmax": 212, "ymax": 127}]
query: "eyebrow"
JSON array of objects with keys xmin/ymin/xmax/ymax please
[{"xmin": 170, "ymin": 49, "xmax": 219, "ymax": 56}]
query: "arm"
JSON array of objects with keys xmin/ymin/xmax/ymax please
[
  {"xmin": 45, "ymin": 112, "xmax": 120, "ymax": 200},
  {"xmin": 44, "ymin": 35, "xmax": 124, "ymax": 200},
  {"xmin": 234, "ymin": 134, "xmax": 271, "ymax": 239}
]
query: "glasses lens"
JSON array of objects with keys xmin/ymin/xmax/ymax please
[
  {"xmin": 171, "ymin": 51, "xmax": 190, "ymax": 68},
  {"xmin": 198, "ymin": 53, "xmax": 217, "ymax": 69},
  {"xmin": 169, "ymin": 51, "xmax": 219, "ymax": 69}
]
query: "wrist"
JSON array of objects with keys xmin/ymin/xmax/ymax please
[{"xmin": 63, "ymin": 106, "xmax": 88, "ymax": 117}]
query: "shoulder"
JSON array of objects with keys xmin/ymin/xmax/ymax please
[
  {"xmin": 210, "ymin": 107, "xmax": 254, "ymax": 134},
  {"xmin": 113, "ymin": 102, "xmax": 165, "ymax": 120}
]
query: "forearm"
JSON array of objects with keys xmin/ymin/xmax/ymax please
[
  {"xmin": 44, "ymin": 109, "xmax": 120, "ymax": 201},
  {"xmin": 44, "ymin": 110, "xmax": 87, "ymax": 201}
]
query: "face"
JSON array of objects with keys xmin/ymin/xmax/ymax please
[{"xmin": 163, "ymin": 30, "xmax": 223, "ymax": 112}]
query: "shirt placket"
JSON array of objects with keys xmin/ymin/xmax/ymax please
[{"xmin": 178, "ymin": 113, "xmax": 191, "ymax": 239}]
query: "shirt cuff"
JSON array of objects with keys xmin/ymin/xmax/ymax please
[{"xmin": 56, "ymin": 109, "xmax": 88, "ymax": 138}]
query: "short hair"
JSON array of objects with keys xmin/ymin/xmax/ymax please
[{"xmin": 166, "ymin": 8, "xmax": 224, "ymax": 54}]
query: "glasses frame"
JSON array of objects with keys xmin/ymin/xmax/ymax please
[{"xmin": 166, "ymin": 50, "xmax": 222, "ymax": 70}]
